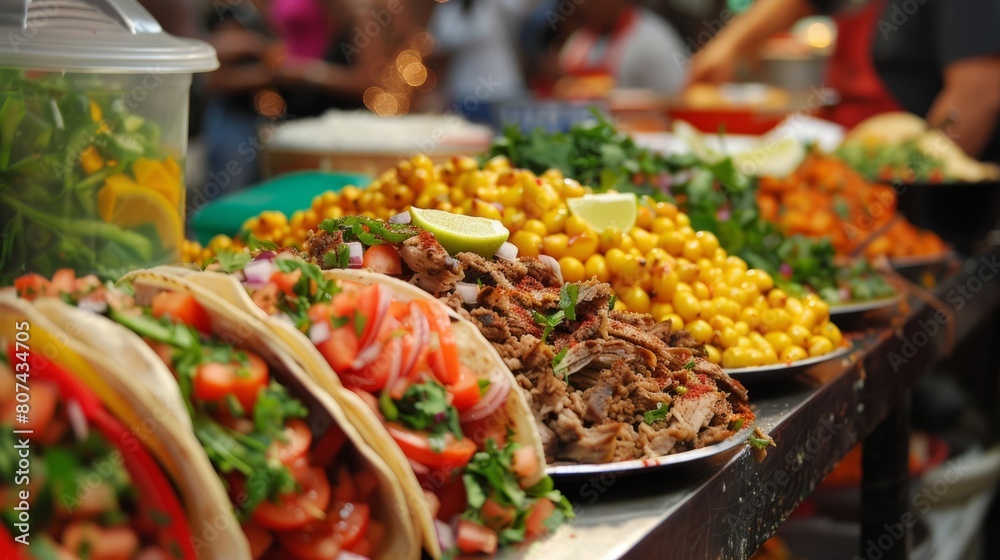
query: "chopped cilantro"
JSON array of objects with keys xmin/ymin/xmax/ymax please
[
  {"xmin": 244, "ymin": 232, "xmax": 278, "ymax": 251},
  {"xmin": 216, "ymin": 249, "xmax": 251, "ymax": 273},
  {"xmin": 608, "ymin": 295, "xmax": 617, "ymax": 311},
  {"xmin": 392, "ymin": 381, "xmax": 463, "ymax": 441},
  {"xmin": 558, "ymin": 284, "xmax": 579, "ymax": 321},
  {"xmin": 330, "ymin": 315, "xmax": 350, "ymax": 329},
  {"xmin": 643, "ymin": 402, "xmax": 669, "ymax": 425},
  {"xmin": 461, "ymin": 440, "xmax": 574, "ymax": 546},
  {"xmin": 551, "ymin": 347, "xmax": 569, "ymax": 377},
  {"xmin": 253, "ymin": 382, "xmax": 309, "ymax": 440},
  {"xmin": 729, "ymin": 418, "xmax": 745, "ymax": 431},
  {"xmin": 274, "ymin": 258, "xmax": 339, "ymax": 303},
  {"xmin": 532, "ymin": 310, "xmax": 564, "ymax": 344},
  {"xmin": 353, "ymin": 311, "xmax": 367, "ymax": 338},
  {"xmin": 379, "ymin": 390, "xmax": 399, "ymax": 421},
  {"xmin": 684, "ymin": 359, "xmax": 696, "ymax": 370}
]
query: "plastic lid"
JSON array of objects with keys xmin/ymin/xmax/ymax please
[{"xmin": 0, "ymin": 0, "xmax": 218, "ymax": 74}]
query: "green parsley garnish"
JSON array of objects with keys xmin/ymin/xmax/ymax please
[
  {"xmin": 323, "ymin": 244, "xmax": 351, "ymax": 269},
  {"xmin": 243, "ymin": 232, "xmax": 278, "ymax": 251},
  {"xmin": 684, "ymin": 359, "xmax": 696, "ymax": 370},
  {"xmin": 391, "ymin": 380, "xmax": 463, "ymax": 444},
  {"xmin": 532, "ymin": 310, "xmax": 564, "ymax": 344},
  {"xmin": 551, "ymin": 347, "xmax": 569, "ymax": 377},
  {"xmin": 558, "ymin": 284, "xmax": 579, "ymax": 321},
  {"xmin": 643, "ymin": 402, "xmax": 670, "ymax": 425},
  {"xmin": 215, "ymin": 249, "xmax": 251, "ymax": 273},
  {"xmin": 608, "ymin": 295, "xmax": 617, "ymax": 312},
  {"xmin": 353, "ymin": 311, "xmax": 367, "ymax": 338},
  {"xmin": 729, "ymin": 418, "xmax": 745, "ymax": 431}
]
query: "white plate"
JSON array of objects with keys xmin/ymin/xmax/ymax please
[
  {"xmin": 546, "ymin": 423, "xmax": 755, "ymax": 478},
  {"xmin": 723, "ymin": 345, "xmax": 853, "ymax": 383},
  {"xmin": 829, "ymin": 293, "xmax": 902, "ymax": 317}
]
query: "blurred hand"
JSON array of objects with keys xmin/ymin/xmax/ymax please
[{"xmin": 687, "ymin": 38, "xmax": 739, "ymax": 85}]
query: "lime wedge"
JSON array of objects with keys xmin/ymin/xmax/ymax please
[
  {"xmin": 409, "ymin": 207, "xmax": 510, "ymax": 257},
  {"xmin": 566, "ymin": 193, "xmax": 638, "ymax": 233},
  {"xmin": 733, "ymin": 136, "xmax": 806, "ymax": 178}
]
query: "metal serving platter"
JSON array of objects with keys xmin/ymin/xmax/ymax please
[
  {"xmin": 829, "ymin": 293, "xmax": 903, "ymax": 318},
  {"xmin": 723, "ymin": 344, "xmax": 853, "ymax": 383},
  {"xmin": 545, "ymin": 423, "xmax": 755, "ymax": 479}
]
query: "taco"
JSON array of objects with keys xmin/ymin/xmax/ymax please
[
  {"xmin": 13, "ymin": 271, "xmax": 419, "ymax": 560},
  {"xmin": 161, "ymin": 254, "xmax": 573, "ymax": 556},
  {"xmin": 0, "ymin": 295, "xmax": 244, "ymax": 559}
]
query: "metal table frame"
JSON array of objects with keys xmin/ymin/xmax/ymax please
[{"xmin": 508, "ymin": 247, "xmax": 1000, "ymax": 560}]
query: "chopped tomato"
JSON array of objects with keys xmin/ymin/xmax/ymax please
[
  {"xmin": 355, "ymin": 284, "xmax": 388, "ymax": 345},
  {"xmin": 192, "ymin": 362, "xmax": 234, "ymax": 403},
  {"xmin": 330, "ymin": 292, "xmax": 357, "ymax": 319},
  {"xmin": 513, "ymin": 446, "xmax": 539, "ymax": 480},
  {"xmin": 435, "ymin": 478, "xmax": 468, "ymax": 521},
  {"xmin": 481, "ymin": 499, "xmax": 516, "ymax": 531},
  {"xmin": 462, "ymin": 407, "xmax": 510, "ymax": 448},
  {"xmin": 252, "ymin": 467, "xmax": 331, "ymax": 531},
  {"xmin": 525, "ymin": 498, "xmax": 557, "ymax": 537},
  {"xmin": 332, "ymin": 464, "xmax": 355, "ymax": 503},
  {"xmin": 231, "ymin": 351, "xmax": 270, "ymax": 411},
  {"xmin": 343, "ymin": 333, "xmax": 400, "ymax": 392},
  {"xmin": 312, "ymin": 424, "xmax": 348, "ymax": 467},
  {"xmin": 270, "ymin": 419, "xmax": 311, "ymax": 466},
  {"xmin": 456, "ymin": 520, "xmax": 498, "ymax": 555},
  {"xmin": 14, "ymin": 273, "xmax": 48, "ymax": 300},
  {"xmin": 447, "ymin": 366, "xmax": 481, "ymax": 412},
  {"xmin": 362, "ymin": 244, "xmax": 403, "ymax": 275},
  {"xmin": 277, "ymin": 501, "xmax": 370, "ymax": 560},
  {"xmin": 48, "ymin": 268, "xmax": 76, "ymax": 297},
  {"xmin": 315, "ymin": 325, "xmax": 360, "ymax": 373},
  {"xmin": 388, "ymin": 301, "xmax": 410, "ymax": 320},
  {"xmin": 385, "ymin": 423, "xmax": 475, "ymax": 470},
  {"xmin": 359, "ymin": 520, "xmax": 385, "ymax": 553},
  {"xmin": 242, "ymin": 523, "xmax": 274, "ymax": 560},
  {"xmin": 150, "ymin": 291, "xmax": 212, "ymax": 335},
  {"xmin": 270, "ymin": 269, "xmax": 302, "ymax": 298},
  {"xmin": 414, "ymin": 301, "xmax": 460, "ymax": 385},
  {"xmin": 20, "ymin": 380, "xmax": 59, "ymax": 439}
]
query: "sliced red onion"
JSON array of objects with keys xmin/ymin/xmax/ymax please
[
  {"xmin": 538, "ymin": 255, "xmax": 563, "ymax": 284},
  {"xmin": 491, "ymin": 202, "xmax": 504, "ymax": 212},
  {"xmin": 716, "ymin": 207, "xmax": 732, "ymax": 221},
  {"xmin": 385, "ymin": 341, "xmax": 404, "ymax": 392},
  {"xmin": 435, "ymin": 519, "xmax": 456, "ymax": 551},
  {"xmin": 351, "ymin": 341, "xmax": 384, "ymax": 370},
  {"xmin": 336, "ymin": 552, "xmax": 370, "ymax": 560},
  {"xmin": 254, "ymin": 251, "xmax": 276, "ymax": 261},
  {"xmin": 347, "ymin": 242, "xmax": 364, "ymax": 268},
  {"xmin": 66, "ymin": 400, "xmax": 88, "ymax": 441},
  {"xmin": 243, "ymin": 258, "xmax": 277, "ymax": 287},
  {"xmin": 408, "ymin": 458, "xmax": 430, "ymax": 476},
  {"xmin": 309, "ymin": 320, "xmax": 331, "ymax": 345},
  {"xmin": 454, "ymin": 282, "xmax": 480, "ymax": 305},
  {"xmin": 496, "ymin": 241, "xmax": 518, "ymax": 261},
  {"xmin": 459, "ymin": 369, "xmax": 511, "ymax": 423},
  {"xmin": 779, "ymin": 262, "xmax": 793, "ymax": 279},
  {"xmin": 401, "ymin": 306, "xmax": 429, "ymax": 377},
  {"xmin": 360, "ymin": 288, "xmax": 392, "ymax": 349},
  {"xmin": 389, "ymin": 211, "xmax": 411, "ymax": 224},
  {"xmin": 839, "ymin": 287, "xmax": 851, "ymax": 302}
]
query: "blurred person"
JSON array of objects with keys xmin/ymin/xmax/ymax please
[
  {"xmin": 428, "ymin": 0, "xmax": 539, "ymax": 121},
  {"xmin": 557, "ymin": 0, "xmax": 687, "ymax": 94},
  {"xmin": 689, "ymin": 0, "xmax": 1000, "ymax": 161},
  {"xmin": 203, "ymin": 0, "xmax": 385, "ymax": 194}
]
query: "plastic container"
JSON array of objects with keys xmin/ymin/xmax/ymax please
[{"xmin": 0, "ymin": 0, "xmax": 217, "ymax": 285}]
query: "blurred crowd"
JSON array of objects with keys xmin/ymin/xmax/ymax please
[{"xmin": 146, "ymin": 0, "xmax": 1000, "ymax": 193}]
